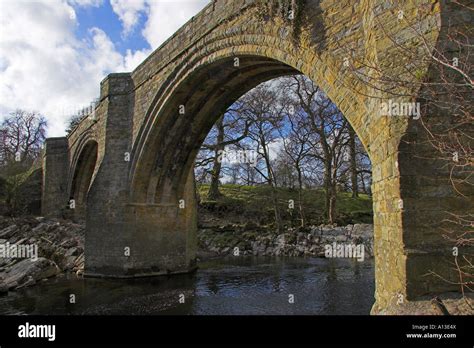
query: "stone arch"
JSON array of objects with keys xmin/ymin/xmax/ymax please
[
  {"xmin": 129, "ymin": 41, "xmax": 373, "ymax": 203},
  {"xmin": 72, "ymin": 0, "xmax": 472, "ymax": 314},
  {"xmin": 70, "ymin": 140, "xmax": 98, "ymax": 218},
  {"xmin": 121, "ymin": 2, "xmax": 427, "ymax": 311},
  {"xmin": 128, "ymin": 50, "xmax": 390, "ymax": 306},
  {"xmin": 130, "ymin": 56, "xmax": 298, "ymax": 203}
]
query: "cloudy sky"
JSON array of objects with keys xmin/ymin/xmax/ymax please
[{"xmin": 0, "ymin": 0, "xmax": 210, "ymax": 136}]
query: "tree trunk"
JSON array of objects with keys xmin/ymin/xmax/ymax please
[
  {"xmin": 324, "ymin": 159, "xmax": 333, "ymax": 224},
  {"xmin": 297, "ymin": 166, "xmax": 305, "ymax": 227},
  {"xmin": 349, "ymin": 126, "xmax": 359, "ymax": 198},
  {"xmin": 262, "ymin": 139, "xmax": 282, "ymax": 232},
  {"xmin": 208, "ymin": 158, "xmax": 222, "ymax": 200},
  {"xmin": 359, "ymin": 171, "xmax": 367, "ymax": 194},
  {"xmin": 207, "ymin": 116, "xmax": 225, "ymax": 200},
  {"xmin": 329, "ymin": 180, "xmax": 337, "ymax": 224}
]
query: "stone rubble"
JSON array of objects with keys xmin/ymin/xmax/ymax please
[
  {"xmin": 0, "ymin": 215, "xmax": 373, "ymax": 293},
  {"xmin": 0, "ymin": 216, "xmax": 84, "ymax": 293},
  {"xmin": 198, "ymin": 223, "xmax": 374, "ymax": 258}
]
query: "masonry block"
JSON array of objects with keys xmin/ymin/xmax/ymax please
[{"xmin": 41, "ymin": 137, "xmax": 69, "ymax": 217}]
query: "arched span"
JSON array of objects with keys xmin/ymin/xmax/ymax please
[
  {"xmin": 117, "ymin": 1, "xmax": 445, "ymax": 313},
  {"xmin": 70, "ymin": 140, "xmax": 98, "ymax": 218},
  {"xmin": 65, "ymin": 0, "xmax": 471, "ymax": 315},
  {"xmin": 130, "ymin": 55, "xmax": 298, "ymax": 203}
]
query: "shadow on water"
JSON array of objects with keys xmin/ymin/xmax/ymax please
[{"xmin": 0, "ymin": 257, "xmax": 374, "ymax": 315}]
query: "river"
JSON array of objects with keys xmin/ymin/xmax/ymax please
[{"xmin": 0, "ymin": 256, "xmax": 374, "ymax": 315}]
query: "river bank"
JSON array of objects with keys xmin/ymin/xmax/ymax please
[
  {"xmin": 1, "ymin": 216, "xmax": 472, "ymax": 316},
  {"xmin": 197, "ymin": 223, "xmax": 374, "ymax": 259},
  {"xmin": 0, "ymin": 216, "xmax": 84, "ymax": 293},
  {"xmin": 0, "ymin": 216, "xmax": 373, "ymax": 293}
]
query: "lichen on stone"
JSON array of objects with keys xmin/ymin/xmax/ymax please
[{"xmin": 255, "ymin": 0, "xmax": 307, "ymax": 44}]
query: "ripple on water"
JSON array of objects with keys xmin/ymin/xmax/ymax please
[{"xmin": 0, "ymin": 257, "xmax": 375, "ymax": 315}]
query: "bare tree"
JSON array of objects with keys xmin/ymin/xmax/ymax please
[
  {"xmin": 288, "ymin": 76, "xmax": 350, "ymax": 224},
  {"xmin": 194, "ymin": 75, "xmax": 372, "ymax": 229},
  {"xmin": 195, "ymin": 105, "xmax": 251, "ymax": 199},
  {"xmin": 277, "ymin": 84, "xmax": 313, "ymax": 226},
  {"xmin": 0, "ymin": 110, "xmax": 47, "ymax": 175},
  {"xmin": 348, "ymin": 125, "xmax": 358, "ymax": 198},
  {"xmin": 243, "ymin": 82, "xmax": 285, "ymax": 232}
]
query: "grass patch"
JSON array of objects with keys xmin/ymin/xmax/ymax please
[{"xmin": 197, "ymin": 184, "xmax": 372, "ymax": 225}]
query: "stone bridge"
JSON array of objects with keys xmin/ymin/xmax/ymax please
[{"xmin": 40, "ymin": 0, "xmax": 472, "ymax": 313}]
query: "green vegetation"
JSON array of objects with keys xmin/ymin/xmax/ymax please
[
  {"xmin": 0, "ymin": 164, "xmax": 42, "ymax": 216},
  {"xmin": 1, "ymin": 110, "xmax": 46, "ymax": 215},
  {"xmin": 197, "ymin": 184, "xmax": 373, "ymax": 226}
]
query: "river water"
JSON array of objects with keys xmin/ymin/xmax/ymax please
[{"xmin": 0, "ymin": 257, "xmax": 375, "ymax": 315}]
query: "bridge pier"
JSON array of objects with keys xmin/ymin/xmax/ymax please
[
  {"xmin": 41, "ymin": 137, "xmax": 69, "ymax": 217},
  {"xmin": 84, "ymin": 73, "xmax": 198, "ymax": 277},
  {"xmin": 85, "ymin": 171, "xmax": 197, "ymax": 278}
]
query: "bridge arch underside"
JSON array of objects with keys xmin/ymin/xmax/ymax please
[
  {"xmin": 84, "ymin": 54, "xmax": 468, "ymax": 314},
  {"xmin": 111, "ymin": 51, "xmax": 446, "ymax": 309},
  {"xmin": 131, "ymin": 56, "xmax": 298, "ymax": 204},
  {"xmin": 82, "ymin": 8, "xmax": 471, "ymax": 314},
  {"xmin": 113, "ymin": 55, "xmax": 302, "ymax": 280},
  {"xmin": 70, "ymin": 140, "xmax": 98, "ymax": 219}
]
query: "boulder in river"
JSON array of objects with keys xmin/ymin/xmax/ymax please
[
  {"xmin": 0, "ymin": 225, "xmax": 18, "ymax": 239},
  {"xmin": 0, "ymin": 257, "xmax": 60, "ymax": 290}
]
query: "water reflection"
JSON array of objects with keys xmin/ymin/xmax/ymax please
[{"xmin": 0, "ymin": 257, "xmax": 374, "ymax": 315}]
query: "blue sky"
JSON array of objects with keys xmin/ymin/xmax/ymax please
[
  {"xmin": 0, "ymin": 0, "xmax": 209, "ymax": 136},
  {"xmin": 74, "ymin": 1, "xmax": 150, "ymax": 55}
]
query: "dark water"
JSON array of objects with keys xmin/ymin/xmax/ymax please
[{"xmin": 0, "ymin": 257, "xmax": 375, "ymax": 315}]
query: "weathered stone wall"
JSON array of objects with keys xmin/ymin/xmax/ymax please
[
  {"xmin": 84, "ymin": 73, "xmax": 135, "ymax": 275},
  {"xmin": 41, "ymin": 138, "xmax": 69, "ymax": 217},
  {"xmin": 41, "ymin": 0, "xmax": 473, "ymax": 313}
]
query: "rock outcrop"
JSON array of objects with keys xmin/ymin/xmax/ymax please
[
  {"xmin": 0, "ymin": 216, "xmax": 84, "ymax": 292},
  {"xmin": 198, "ymin": 223, "xmax": 374, "ymax": 258}
]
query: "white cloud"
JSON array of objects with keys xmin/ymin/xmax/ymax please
[
  {"xmin": 0, "ymin": 0, "xmax": 209, "ymax": 137},
  {"xmin": 110, "ymin": 0, "xmax": 147, "ymax": 36},
  {"xmin": 0, "ymin": 0, "xmax": 82, "ymax": 136},
  {"xmin": 68, "ymin": 0, "xmax": 104, "ymax": 7},
  {"xmin": 0, "ymin": 0, "xmax": 147, "ymax": 137},
  {"xmin": 123, "ymin": 48, "xmax": 152, "ymax": 71},
  {"xmin": 268, "ymin": 138, "xmax": 285, "ymax": 161},
  {"xmin": 110, "ymin": 0, "xmax": 209, "ymax": 48},
  {"xmin": 142, "ymin": 0, "xmax": 209, "ymax": 49}
]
